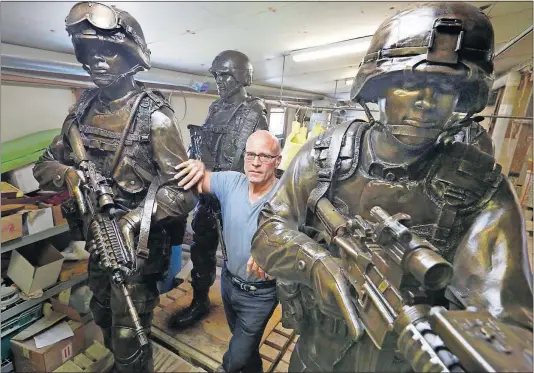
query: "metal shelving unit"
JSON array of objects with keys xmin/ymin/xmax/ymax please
[
  {"xmin": 1, "ymin": 360, "xmax": 13, "ymax": 373},
  {"xmin": 1, "ymin": 274, "xmax": 88, "ymax": 322},
  {"xmin": 1, "ymin": 224, "xmax": 70, "ymax": 254}
]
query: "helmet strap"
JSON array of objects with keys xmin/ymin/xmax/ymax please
[
  {"xmin": 84, "ymin": 63, "xmax": 142, "ymax": 89},
  {"xmin": 358, "ymin": 100, "xmax": 377, "ymax": 126},
  {"xmin": 221, "ymin": 83, "xmax": 243, "ymax": 103}
]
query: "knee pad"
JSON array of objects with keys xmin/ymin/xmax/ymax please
[{"xmin": 111, "ymin": 326, "xmax": 153, "ymax": 372}]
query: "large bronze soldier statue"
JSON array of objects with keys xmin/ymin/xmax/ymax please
[
  {"xmin": 33, "ymin": 3, "xmax": 196, "ymax": 372},
  {"xmin": 169, "ymin": 50, "xmax": 268, "ymax": 329},
  {"xmin": 251, "ymin": 2, "xmax": 533, "ymax": 372}
]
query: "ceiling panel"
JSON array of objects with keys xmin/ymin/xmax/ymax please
[{"xmin": 1, "ymin": 1, "xmax": 532, "ymax": 97}]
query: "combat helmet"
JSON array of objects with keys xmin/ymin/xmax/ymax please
[
  {"xmin": 351, "ymin": 2, "xmax": 494, "ymax": 114},
  {"xmin": 65, "ymin": 2, "xmax": 151, "ymax": 73},
  {"xmin": 209, "ymin": 50, "xmax": 253, "ymax": 87}
]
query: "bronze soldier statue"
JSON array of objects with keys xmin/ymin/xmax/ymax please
[
  {"xmin": 251, "ymin": 2, "xmax": 533, "ymax": 372},
  {"xmin": 33, "ymin": 2, "xmax": 196, "ymax": 372},
  {"xmin": 169, "ymin": 50, "xmax": 268, "ymax": 329}
]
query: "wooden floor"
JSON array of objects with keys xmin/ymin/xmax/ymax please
[
  {"xmin": 153, "ymin": 341, "xmax": 207, "ymax": 372},
  {"xmin": 151, "ymin": 275, "xmax": 298, "ymax": 372}
]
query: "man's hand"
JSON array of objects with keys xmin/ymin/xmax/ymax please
[
  {"xmin": 65, "ymin": 167, "xmax": 87, "ymax": 215},
  {"xmin": 247, "ymin": 256, "xmax": 271, "ymax": 280},
  {"xmin": 174, "ymin": 160, "xmax": 206, "ymax": 192}
]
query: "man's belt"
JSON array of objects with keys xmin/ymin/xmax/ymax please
[{"xmin": 225, "ymin": 270, "xmax": 276, "ymax": 292}]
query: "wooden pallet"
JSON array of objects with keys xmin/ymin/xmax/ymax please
[
  {"xmin": 260, "ymin": 322, "xmax": 299, "ymax": 373},
  {"xmin": 151, "ymin": 276, "xmax": 282, "ymax": 372},
  {"xmin": 53, "ymin": 340, "xmax": 205, "ymax": 372}
]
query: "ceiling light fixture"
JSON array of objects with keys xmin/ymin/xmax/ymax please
[
  {"xmin": 345, "ymin": 79, "xmax": 354, "ymax": 86},
  {"xmin": 291, "ymin": 37, "xmax": 372, "ymax": 63}
]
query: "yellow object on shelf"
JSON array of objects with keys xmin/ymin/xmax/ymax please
[
  {"xmin": 1, "ymin": 181, "xmax": 24, "ymax": 197},
  {"xmin": 279, "ymin": 121, "xmax": 308, "ymax": 171}
]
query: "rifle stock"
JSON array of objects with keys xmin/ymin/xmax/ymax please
[{"xmin": 314, "ymin": 197, "xmax": 533, "ymax": 372}]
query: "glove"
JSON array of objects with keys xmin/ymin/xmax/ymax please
[
  {"xmin": 64, "ymin": 167, "xmax": 87, "ymax": 215},
  {"xmin": 119, "ymin": 208, "xmax": 144, "ymax": 270},
  {"xmin": 311, "ymin": 255, "xmax": 363, "ymax": 338}
]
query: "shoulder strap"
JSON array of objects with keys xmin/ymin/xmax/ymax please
[
  {"xmin": 109, "ymin": 92, "xmax": 148, "ymax": 177},
  {"xmin": 74, "ymin": 88, "xmax": 99, "ymax": 123},
  {"xmin": 136, "ymin": 175, "xmax": 161, "ymax": 260},
  {"xmin": 304, "ymin": 120, "xmax": 356, "ymax": 226}
]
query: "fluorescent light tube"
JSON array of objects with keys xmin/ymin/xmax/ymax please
[{"xmin": 292, "ymin": 40, "xmax": 370, "ymax": 63}]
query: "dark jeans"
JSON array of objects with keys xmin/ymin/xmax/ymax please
[{"xmin": 221, "ymin": 269, "xmax": 278, "ymax": 373}]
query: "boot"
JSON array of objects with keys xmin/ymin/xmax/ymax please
[{"xmin": 168, "ymin": 289, "xmax": 210, "ymax": 330}]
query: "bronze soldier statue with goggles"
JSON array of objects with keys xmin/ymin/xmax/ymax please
[
  {"xmin": 34, "ymin": 2, "xmax": 196, "ymax": 372},
  {"xmin": 251, "ymin": 2, "xmax": 533, "ymax": 372}
]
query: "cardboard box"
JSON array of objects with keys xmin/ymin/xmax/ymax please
[
  {"xmin": 7, "ymin": 243, "xmax": 65, "ymax": 295},
  {"xmin": 1, "ymin": 213, "xmax": 23, "ymax": 243},
  {"xmin": 50, "ymin": 298, "xmax": 82, "ymax": 323},
  {"xmin": 24, "ymin": 207, "xmax": 54, "ymax": 235},
  {"xmin": 7, "ymin": 163, "xmax": 40, "ymax": 194},
  {"xmin": 11, "ymin": 313, "xmax": 84, "ymax": 372},
  {"xmin": 51, "ymin": 205, "xmax": 68, "ymax": 226}
]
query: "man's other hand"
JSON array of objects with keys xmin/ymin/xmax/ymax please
[
  {"xmin": 174, "ymin": 160, "xmax": 206, "ymax": 191},
  {"xmin": 247, "ymin": 256, "xmax": 271, "ymax": 280}
]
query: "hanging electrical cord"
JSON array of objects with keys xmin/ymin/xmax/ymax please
[
  {"xmin": 168, "ymin": 89, "xmax": 188, "ymax": 143},
  {"xmin": 279, "ymin": 54, "xmax": 287, "ymax": 102}
]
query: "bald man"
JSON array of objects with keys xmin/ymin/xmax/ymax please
[{"xmin": 174, "ymin": 130, "xmax": 281, "ymax": 373}]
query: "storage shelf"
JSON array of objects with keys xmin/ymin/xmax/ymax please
[
  {"xmin": 1, "ymin": 360, "xmax": 13, "ymax": 373},
  {"xmin": 1, "ymin": 224, "xmax": 70, "ymax": 254},
  {"xmin": 1, "ymin": 274, "xmax": 88, "ymax": 322}
]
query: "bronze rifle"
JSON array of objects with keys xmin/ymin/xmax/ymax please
[
  {"xmin": 315, "ymin": 197, "xmax": 533, "ymax": 372},
  {"xmin": 67, "ymin": 124, "xmax": 149, "ymax": 349}
]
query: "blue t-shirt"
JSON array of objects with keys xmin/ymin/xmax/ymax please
[{"xmin": 210, "ymin": 171, "xmax": 278, "ymax": 282}]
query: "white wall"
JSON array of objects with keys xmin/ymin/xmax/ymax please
[
  {"xmin": 1, "ymin": 84, "xmax": 74, "ymax": 142},
  {"xmin": 170, "ymin": 93, "xmax": 215, "ymax": 149},
  {"xmin": 0, "ymin": 84, "xmax": 216, "ymax": 148}
]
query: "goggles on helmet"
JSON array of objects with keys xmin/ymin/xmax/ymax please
[{"xmin": 65, "ymin": 2, "xmax": 120, "ymax": 31}]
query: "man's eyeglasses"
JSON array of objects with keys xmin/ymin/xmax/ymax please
[{"xmin": 244, "ymin": 152, "xmax": 279, "ymax": 164}]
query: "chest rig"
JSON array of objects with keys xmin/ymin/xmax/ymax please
[
  {"xmin": 73, "ymin": 88, "xmax": 168, "ymax": 196},
  {"xmin": 189, "ymin": 97, "xmax": 265, "ymax": 172},
  {"xmin": 307, "ymin": 120, "xmax": 503, "ymax": 261},
  {"xmin": 69, "ymin": 87, "xmax": 174, "ymax": 270}
]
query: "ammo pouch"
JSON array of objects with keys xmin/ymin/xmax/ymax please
[{"xmin": 277, "ymin": 281, "xmax": 316, "ymax": 334}]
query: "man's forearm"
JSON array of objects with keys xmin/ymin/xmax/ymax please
[{"xmin": 200, "ymin": 171, "xmax": 212, "ymax": 194}]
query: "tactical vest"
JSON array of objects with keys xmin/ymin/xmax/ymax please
[
  {"xmin": 69, "ymin": 87, "xmax": 175, "ymax": 276},
  {"xmin": 73, "ymin": 87, "xmax": 171, "ymax": 201},
  {"xmin": 189, "ymin": 97, "xmax": 267, "ymax": 172},
  {"xmin": 307, "ymin": 119, "xmax": 502, "ymax": 261}
]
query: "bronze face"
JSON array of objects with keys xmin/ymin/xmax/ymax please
[
  {"xmin": 85, "ymin": 44, "xmax": 133, "ymax": 88},
  {"xmin": 378, "ymin": 73, "xmax": 460, "ymax": 146},
  {"xmin": 213, "ymin": 71, "xmax": 241, "ymax": 100}
]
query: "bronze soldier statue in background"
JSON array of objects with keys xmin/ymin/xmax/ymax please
[
  {"xmin": 33, "ymin": 2, "xmax": 196, "ymax": 372},
  {"xmin": 169, "ymin": 50, "xmax": 268, "ymax": 329},
  {"xmin": 251, "ymin": 2, "xmax": 533, "ymax": 372}
]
